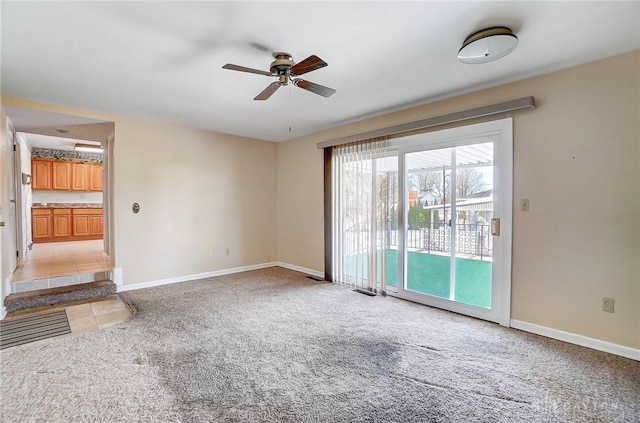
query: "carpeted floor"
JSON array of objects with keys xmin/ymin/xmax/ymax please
[{"xmin": 1, "ymin": 267, "xmax": 638, "ymax": 422}]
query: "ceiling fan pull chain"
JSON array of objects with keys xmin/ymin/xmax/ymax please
[{"xmin": 289, "ymin": 83, "xmax": 293, "ymax": 133}]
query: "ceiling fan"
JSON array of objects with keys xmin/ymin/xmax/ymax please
[{"xmin": 222, "ymin": 52, "xmax": 336, "ymax": 100}]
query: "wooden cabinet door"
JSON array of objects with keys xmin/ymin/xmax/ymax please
[
  {"xmin": 52, "ymin": 162, "xmax": 72, "ymax": 190},
  {"xmin": 89, "ymin": 164, "xmax": 103, "ymax": 191},
  {"xmin": 89, "ymin": 215, "xmax": 103, "ymax": 235},
  {"xmin": 52, "ymin": 209, "xmax": 72, "ymax": 238},
  {"xmin": 32, "ymin": 160, "xmax": 52, "ymax": 190},
  {"xmin": 73, "ymin": 215, "xmax": 91, "ymax": 236},
  {"xmin": 72, "ymin": 163, "xmax": 89, "ymax": 191},
  {"xmin": 32, "ymin": 209, "xmax": 52, "ymax": 240}
]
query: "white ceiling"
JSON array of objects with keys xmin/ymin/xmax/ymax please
[
  {"xmin": 2, "ymin": 1, "xmax": 639, "ymax": 143},
  {"xmin": 3, "ymin": 105, "xmax": 114, "ymax": 144},
  {"xmin": 22, "ymin": 133, "xmax": 101, "ymax": 152}
]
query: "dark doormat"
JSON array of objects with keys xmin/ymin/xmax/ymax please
[{"xmin": 0, "ymin": 309, "xmax": 71, "ymax": 350}]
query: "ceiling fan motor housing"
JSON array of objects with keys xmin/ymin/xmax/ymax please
[{"xmin": 270, "ymin": 52, "xmax": 295, "ymax": 78}]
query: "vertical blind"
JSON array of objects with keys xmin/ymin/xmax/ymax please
[{"xmin": 332, "ymin": 140, "xmax": 395, "ymax": 294}]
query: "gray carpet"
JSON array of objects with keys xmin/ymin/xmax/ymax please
[
  {"xmin": 1, "ymin": 267, "xmax": 638, "ymax": 422},
  {"xmin": 4, "ymin": 280, "xmax": 117, "ymax": 313}
]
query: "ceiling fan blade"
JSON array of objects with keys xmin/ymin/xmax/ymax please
[
  {"xmin": 222, "ymin": 64, "xmax": 272, "ymax": 76},
  {"xmin": 246, "ymin": 42, "xmax": 273, "ymax": 53},
  {"xmin": 290, "ymin": 55, "xmax": 328, "ymax": 76},
  {"xmin": 293, "ymin": 79, "xmax": 336, "ymax": 98},
  {"xmin": 254, "ymin": 81, "xmax": 282, "ymax": 100}
]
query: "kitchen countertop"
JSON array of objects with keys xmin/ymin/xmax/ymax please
[{"xmin": 32, "ymin": 203, "xmax": 103, "ymax": 209}]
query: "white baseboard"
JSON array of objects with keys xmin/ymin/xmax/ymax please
[
  {"xmin": 116, "ymin": 262, "xmax": 325, "ymax": 293},
  {"xmin": 117, "ymin": 262, "xmax": 275, "ymax": 293},
  {"xmin": 510, "ymin": 319, "xmax": 640, "ymax": 361},
  {"xmin": 273, "ymin": 262, "xmax": 324, "ymax": 279},
  {"xmin": 1, "ymin": 305, "xmax": 6, "ymax": 320}
]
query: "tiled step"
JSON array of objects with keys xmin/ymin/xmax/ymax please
[
  {"xmin": 4, "ymin": 280, "xmax": 117, "ymax": 313},
  {"xmin": 11, "ymin": 271, "xmax": 110, "ymax": 294}
]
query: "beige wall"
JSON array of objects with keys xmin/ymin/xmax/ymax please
[
  {"xmin": 276, "ymin": 135, "xmax": 325, "ymax": 271},
  {"xmin": 111, "ymin": 116, "xmax": 277, "ymax": 284},
  {"xmin": 1, "ymin": 96, "xmax": 278, "ymax": 286},
  {"xmin": 277, "ymin": 51, "xmax": 640, "ymax": 349}
]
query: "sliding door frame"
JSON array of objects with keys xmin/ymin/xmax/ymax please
[
  {"xmin": 389, "ymin": 118, "xmax": 513, "ymax": 326},
  {"xmin": 324, "ymin": 118, "xmax": 513, "ymax": 326}
]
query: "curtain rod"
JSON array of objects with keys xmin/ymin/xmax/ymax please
[{"xmin": 317, "ymin": 96, "xmax": 535, "ymax": 149}]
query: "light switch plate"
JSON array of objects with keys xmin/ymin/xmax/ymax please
[{"xmin": 521, "ymin": 199, "xmax": 530, "ymax": 211}]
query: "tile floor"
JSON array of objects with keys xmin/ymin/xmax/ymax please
[
  {"xmin": 12, "ymin": 240, "xmax": 114, "ymax": 283},
  {"xmin": 4, "ymin": 241, "xmax": 128, "ymax": 341},
  {"xmin": 3, "ymin": 295, "xmax": 133, "ymax": 335}
]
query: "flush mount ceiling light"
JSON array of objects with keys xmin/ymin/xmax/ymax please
[
  {"xmin": 74, "ymin": 143, "xmax": 103, "ymax": 153},
  {"xmin": 458, "ymin": 27, "xmax": 518, "ymax": 64}
]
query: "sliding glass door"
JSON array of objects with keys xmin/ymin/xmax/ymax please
[
  {"xmin": 331, "ymin": 118, "xmax": 512, "ymax": 325},
  {"xmin": 403, "ymin": 143, "xmax": 493, "ymax": 303},
  {"xmin": 393, "ymin": 119, "xmax": 512, "ymax": 325}
]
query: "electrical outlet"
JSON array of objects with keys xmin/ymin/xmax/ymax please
[
  {"xmin": 267, "ymin": 256, "xmax": 271, "ymax": 262},
  {"xmin": 225, "ymin": 248, "xmax": 230, "ymax": 256},
  {"xmin": 602, "ymin": 297, "xmax": 615, "ymax": 313},
  {"xmin": 521, "ymin": 198, "xmax": 529, "ymax": 211},
  {"xmin": 208, "ymin": 250, "xmax": 214, "ymax": 257}
]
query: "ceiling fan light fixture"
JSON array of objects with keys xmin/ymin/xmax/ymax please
[{"xmin": 458, "ymin": 26, "xmax": 518, "ymax": 64}]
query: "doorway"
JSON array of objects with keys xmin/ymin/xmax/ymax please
[
  {"xmin": 3, "ymin": 106, "xmax": 115, "ymax": 293},
  {"xmin": 12, "ymin": 133, "xmax": 112, "ymax": 288}
]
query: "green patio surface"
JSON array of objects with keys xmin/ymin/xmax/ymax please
[{"xmin": 344, "ymin": 249, "xmax": 491, "ymax": 308}]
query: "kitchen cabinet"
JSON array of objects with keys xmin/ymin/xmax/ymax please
[
  {"xmin": 73, "ymin": 215, "xmax": 90, "ymax": 236},
  {"xmin": 72, "ymin": 163, "xmax": 89, "ymax": 191},
  {"xmin": 31, "ymin": 159, "xmax": 103, "ymax": 192},
  {"xmin": 52, "ymin": 209, "xmax": 72, "ymax": 238},
  {"xmin": 32, "ymin": 160, "xmax": 52, "ymax": 190},
  {"xmin": 89, "ymin": 164, "xmax": 103, "ymax": 191},
  {"xmin": 32, "ymin": 208, "xmax": 103, "ymax": 243},
  {"xmin": 73, "ymin": 209, "xmax": 103, "ymax": 237},
  {"xmin": 90, "ymin": 214, "xmax": 103, "ymax": 235},
  {"xmin": 32, "ymin": 209, "xmax": 52, "ymax": 240},
  {"xmin": 52, "ymin": 161, "xmax": 72, "ymax": 190}
]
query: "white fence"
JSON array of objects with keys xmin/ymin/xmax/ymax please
[{"xmin": 344, "ymin": 223, "xmax": 493, "ymax": 260}]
